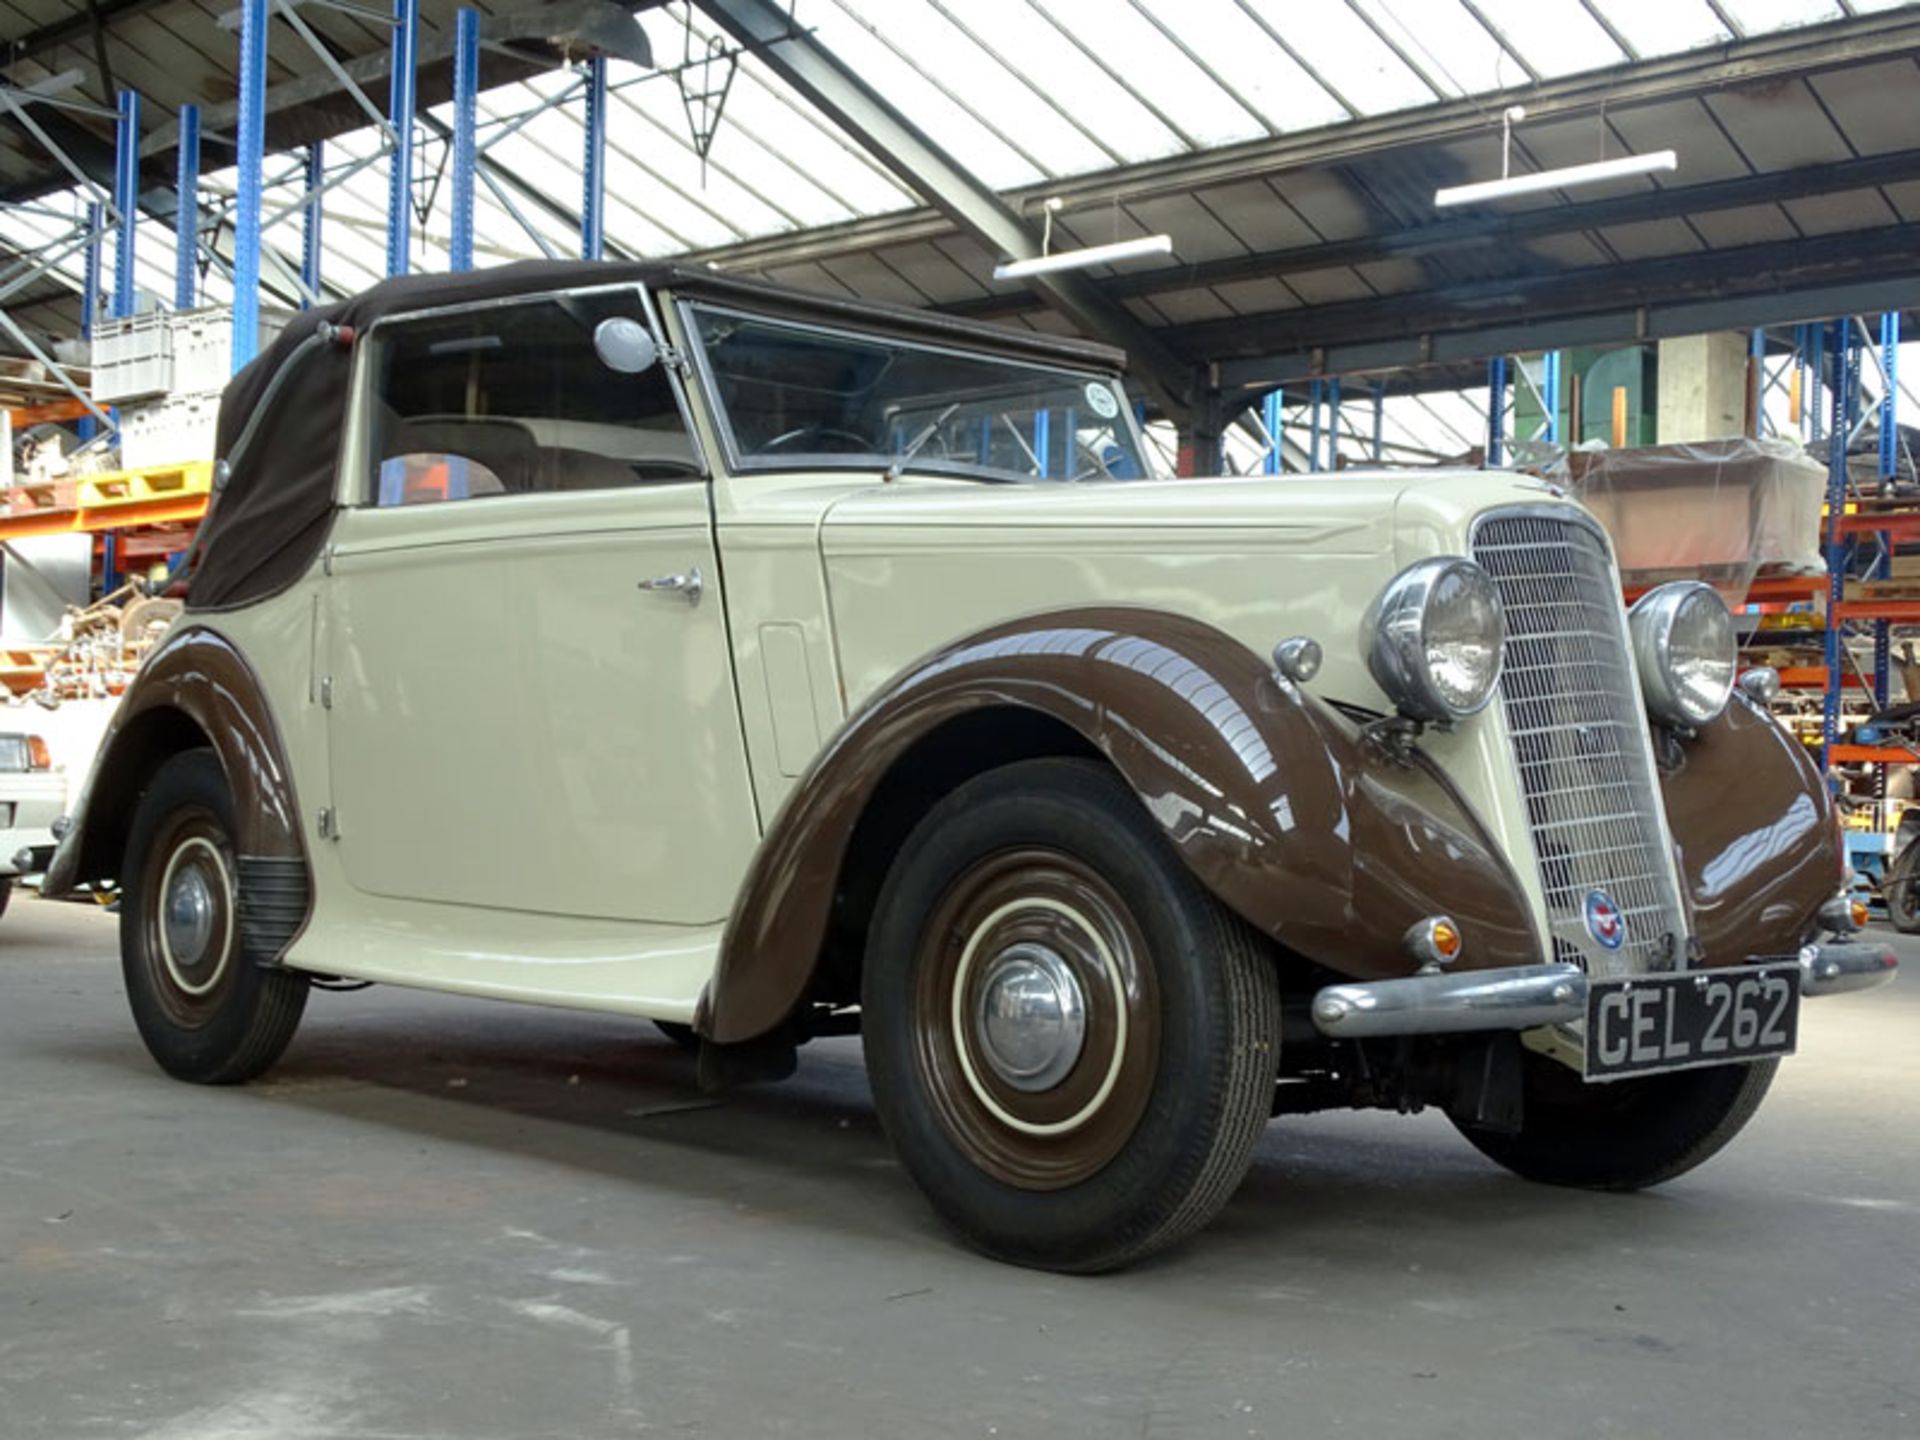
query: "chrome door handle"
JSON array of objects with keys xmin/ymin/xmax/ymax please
[{"xmin": 639, "ymin": 564, "xmax": 702, "ymax": 606}]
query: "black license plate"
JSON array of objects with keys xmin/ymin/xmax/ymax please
[{"xmin": 1584, "ymin": 963, "xmax": 1800, "ymax": 1082}]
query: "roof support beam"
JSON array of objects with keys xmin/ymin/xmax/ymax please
[
  {"xmin": 682, "ymin": 9, "xmax": 1920, "ymax": 279},
  {"xmin": 129, "ymin": 1, "xmax": 652, "ymax": 164},
  {"xmin": 945, "ymin": 146, "xmax": 1920, "ymax": 321},
  {"xmin": 1204, "ymin": 226, "xmax": 1920, "ymax": 398},
  {"xmin": 691, "ymin": 0, "xmax": 1196, "ymax": 419},
  {"xmin": 1, "ymin": 0, "xmax": 174, "ymax": 69}
]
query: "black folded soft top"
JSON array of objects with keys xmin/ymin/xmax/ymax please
[{"xmin": 189, "ymin": 258, "xmax": 1123, "ymax": 611}]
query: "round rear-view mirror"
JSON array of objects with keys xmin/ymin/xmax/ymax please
[{"xmin": 594, "ymin": 317, "xmax": 658, "ymax": 374}]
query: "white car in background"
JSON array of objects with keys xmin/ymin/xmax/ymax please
[{"xmin": 0, "ymin": 729, "xmax": 63, "ymax": 916}]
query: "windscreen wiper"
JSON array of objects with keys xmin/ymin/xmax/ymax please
[{"xmin": 886, "ymin": 402, "xmax": 960, "ymax": 482}]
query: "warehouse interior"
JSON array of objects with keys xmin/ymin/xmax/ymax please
[{"xmin": 2, "ymin": 2, "xmax": 1917, "ymax": 1436}]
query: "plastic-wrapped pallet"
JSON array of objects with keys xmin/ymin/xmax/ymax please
[{"xmin": 1564, "ymin": 438, "xmax": 1827, "ymax": 602}]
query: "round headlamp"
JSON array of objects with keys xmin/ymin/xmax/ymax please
[
  {"xmin": 1365, "ymin": 558, "xmax": 1506, "ymax": 723},
  {"xmin": 1628, "ymin": 581, "xmax": 1735, "ymax": 728}
]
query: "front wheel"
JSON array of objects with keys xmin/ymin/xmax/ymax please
[
  {"xmin": 652, "ymin": 1019, "xmax": 700, "ymax": 1051},
  {"xmin": 862, "ymin": 758, "xmax": 1279, "ymax": 1273},
  {"xmin": 121, "ymin": 749, "xmax": 308, "ymax": 1084},
  {"xmin": 1453, "ymin": 1049, "xmax": 1776, "ymax": 1190}
]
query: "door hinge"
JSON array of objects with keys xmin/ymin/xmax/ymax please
[
  {"xmin": 319, "ymin": 674, "xmax": 333, "ymax": 710},
  {"xmin": 317, "ymin": 807, "xmax": 339, "ymax": 841},
  {"xmin": 660, "ymin": 344, "xmax": 689, "ymax": 374},
  {"xmin": 322, "ymin": 544, "xmax": 335, "ymax": 577}
]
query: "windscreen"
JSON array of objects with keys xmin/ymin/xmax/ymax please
[{"xmin": 688, "ymin": 305, "xmax": 1150, "ymax": 483}]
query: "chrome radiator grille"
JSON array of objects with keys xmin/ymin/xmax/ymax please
[{"xmin": 1472, "ymin": 508, "xmax": 1687, "ymax": 978}]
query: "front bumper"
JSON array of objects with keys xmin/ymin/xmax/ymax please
[{"xmin": 1310, "ymin": 939, "xmax": 1900, "ymax": 1039}]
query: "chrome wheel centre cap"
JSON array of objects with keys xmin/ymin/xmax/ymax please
[
  {"xmin": 973, "ymin": 942, "xmax": 1087, "ymax": 1092},
  {"xmin": 164, "ymin": 865, "xmax": 216, "ymax": 969}
]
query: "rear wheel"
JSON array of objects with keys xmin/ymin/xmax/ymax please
[
  {"xmin": 1453, "ymin": 1049, "xmax": 1776, "ymax": 1190},
  {"xmin": 1886, "ymin": 844, "xmax": 1920, "ymax": 933},
  {"xmin": 862, "ymin": 758, "xmax": 1279, "ymax": 1273},
  {"xmin": 121, "ymin": 750, "xmax": 307, "ymax": 1084}
]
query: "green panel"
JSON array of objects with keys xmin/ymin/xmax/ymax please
[{"xmin": 1513, "ymin": 347, "xmax": 1656, "ymax": 448}]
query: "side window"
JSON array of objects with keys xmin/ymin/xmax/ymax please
[{"xmin": 364, "ymin": 292, "xmax": 700, "ymax": 507}]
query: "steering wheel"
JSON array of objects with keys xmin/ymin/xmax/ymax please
[
  {"xmin": 1069, "ymin": 438, "xmax": 1129, "ymax": 483},
  {"xmin": 759, "ymin": 425, "xmax": 875, "ymax": 456}
]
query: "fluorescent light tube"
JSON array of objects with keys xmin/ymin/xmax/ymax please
[
  {"xmin": 993, "ymin": 233, "xmax": 1174, "ymax": 281},
  {"xmin": 1433, "ymin": 150, "xmax": 1678, "ymax": 208}
]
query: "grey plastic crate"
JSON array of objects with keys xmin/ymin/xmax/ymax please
[{"xmin": 90, "ymin": 313, "xmax": 173, "ymax": 403}]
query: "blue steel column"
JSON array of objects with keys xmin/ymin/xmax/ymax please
[
  {"xmin": 1749, "ymin": 328, "xmax": 1766, "ymax": 437},
  {"xmin": 301, "ymin": 143, "xmax": 325, "ymax": 306},
  {"xmin": 1822, "ymin": 319, "xmax": 1858, "ymax": 772},
  {"xmin": 1307, "ymin": 380, "xmax": 1323, "ymax": 472},
  {"xmin": 112, "ymin": 89, "xmax": 140, "ymax": 319},
  {"xmin": 82, "ymin": 202, "xmax": 104, "ymax": 340},
  {"xmin": 582, "ymin": 54, "xmax": 608, "ymax": 261},
  {"xmin": 1326, "ymin": 376, "xmax": 1342, "ymax": 470},
  {"xmin": 1543, "ymin": 350, "xmax": 1564, "ymax": 445},
  {"xmin": 173, "ymin": 103, "xmax": 199, "ymax": 310},
  {"xmin": 1261, "ymin": 388, "xmax": 1282, "ymax": 474},
  {"xmin": 450, "ymin": 8, "xmax": 480, "ymax": 272},
  {"xmin": 1808, "ymin": 325, "xmax": 1826, "ymax": 444},
  {"xmin": 232, "ymin": 0, "xmax": 267, "ymax": 371},
  {"xmin": 1875, "ymin": 313, "xmax": 1901, "ymax": 710},
  {"xmin": 79, "ymin": 202, "xmax": 104, "ymax": 441},
  {"xmin": 386, "ymin": 0, "xmax": 420, "ymax": 278},
  {"xmin": 1372, "ymin": 384, "xmax": 1385, "ymax": 463},
  {"xmin": 1487, "ymin": 355, "xmax": 1507, "ymax": 466}
]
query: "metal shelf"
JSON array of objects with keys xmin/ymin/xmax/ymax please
[
  {"xmin": 0, "ymin": 460, "xmax": 211, "ymax": 541},
  {"xmin": 1828, "ymin": 744, "xmax": 1920, "ymax": 765}
]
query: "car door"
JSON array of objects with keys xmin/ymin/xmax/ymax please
[{"xmin": 322, "ymin": 287, "xmax": 759, "ymax": 926}]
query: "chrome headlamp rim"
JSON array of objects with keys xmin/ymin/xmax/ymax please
[
  {"xmin": 1628, "ymin": 580, "xmax": 1736, "ymax": 728},
  {"xmin": 1365, "ymin": 557, "xmax": 1507, "ymax": 724}
]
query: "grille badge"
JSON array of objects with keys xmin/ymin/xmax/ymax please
[{"xmin": 1584, "ymin": 890, "xmax": 1627, "ymax": 950}]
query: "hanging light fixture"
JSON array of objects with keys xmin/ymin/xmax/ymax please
[
  {"xmin": 993, "ymin": 197, "xmax": 1173, "ymax": 281},
  {"xmin": 1433, "ymin": 106, "xmax": 1677, "ymax": 208}
]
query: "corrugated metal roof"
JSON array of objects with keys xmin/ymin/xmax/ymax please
[{"xmin": 3, "ymin": 0, "xmax": 1918, "ymax": 463}]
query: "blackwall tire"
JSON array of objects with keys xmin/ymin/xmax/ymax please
[
  {"xmin": 653, "ymin": 1020, "xmax": 700, "ymax": 1051},
  {"xmin": 862, "ymin": 758, "xmax": 1280, "ymax": 1273},
  {"xmin": 120, "ymin": 749, "xmax": 307, "ymax": 1084},
  {"xmin": 1453, "ymin": 1049, "xmax": 1777, "ymax": 1191},
  {"xmin": 1886, "ymin": 847, "xmax": 1920, "ymax": 933}
]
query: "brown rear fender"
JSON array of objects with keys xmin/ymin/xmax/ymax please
[
  {"xmin": 44, "ymin": 626, "xmax": 311, "ymax": 966},
  {"xmin": 699, "ymin": 607, "xmax": 1542, "ymax": 1044},
  {"xmin": 1660, "ymin": 691, "xmax": 1838, "ymax": 962}
]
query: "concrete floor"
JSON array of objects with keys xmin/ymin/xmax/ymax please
[{"xmin": 1, "ymin": 897, "xmax": 1915, "ymax": 1440}]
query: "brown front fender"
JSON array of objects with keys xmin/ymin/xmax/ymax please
[
  {"xmin": 700, "ymin": 607, "xmax": 1541, "ymax": 1044},
  {"xmin": 44, "ymin": 626, "xmax": 310, "ymax": 963},
  {"xmin": 1661, "ymin": 691, "xmax": 1838, "ymax": 963}
]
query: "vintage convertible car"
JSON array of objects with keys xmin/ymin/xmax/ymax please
[{"xmin": 47, "ymin": 260, "xmax": 1898, "ymax": 1271}]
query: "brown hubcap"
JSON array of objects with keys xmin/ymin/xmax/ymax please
[
  {"xmin": 912, "ymin": 849, "xmax": 1160, "ymax": 1191},
  {"xmin": 140, "ymin": 811, "xmax": 238, "ymax": 1027}
]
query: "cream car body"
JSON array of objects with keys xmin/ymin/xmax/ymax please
[{"xmin": 200, "ymin": 459, "xmax": 1549, "ymax": 1017}]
